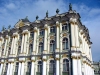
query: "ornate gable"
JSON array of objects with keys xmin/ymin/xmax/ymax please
[{"xmin": 14, "ymin": 16, "xmax": 30, "ymax": 28}]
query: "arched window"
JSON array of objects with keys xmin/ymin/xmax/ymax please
[
  {"xmin": 27, "ymin": 62, "xmax": 31, "ymax": 75},
  {"xmin": 63, "ymin": 59, "xmax": 69, "ymax": 75},
  {"xmin": 49, "ymin": 60, "xmax": 56, "ymax": 75},
  {"xmin": 38, "ymin": 42, "xmax": 43, "ymax": 53},
  {"xmin": 62, "ymin": 38, "xmax": 68, "ymax": 50},
  {"xmin": 50, "ymin": 40, "xmax": 55, "ymax": 52},
  {"xmin": 29, "ymin": 44, "xmax": 33, "ymax": 54},
  {"xmin": 37, "ymin": 61, "xmax": 42, "ymax": 75}
]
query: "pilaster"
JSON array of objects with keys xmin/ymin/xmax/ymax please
[
  {"xmin": 21, "ymin": 33, "xmax": 25, "ymax": 53},
  {"xmin": 0, "ymin": 63, "xmax": 3, "ymax": 75},
  {"xmin": 43, "ymin": 24, "xmax": 48, "ymax": 52},
  {"xmin": 56, "ymin": 21, "xmax": 60, "ymax": 52},
  {"xmin": 42, "ymin": 59, "xmax": 47, "ymax": 75},
  {"xmin": 32, "ymin": 27, "xmax": 37, "ymax": 54},
  {"xmin": 31, "ymin": 61, "xmax": 35, "ymax": 75},
  {"xmin": 6, "ymin": 63, "xmax": 10, "ymax": 75},
  {"xmin": 10, "ymin": 37, "xmax": 14, "ymax": 54}
]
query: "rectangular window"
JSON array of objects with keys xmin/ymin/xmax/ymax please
[
  {"xmin": 8, "ymin": 47, "xmax": 11, "ymax": 56},
  {"xmin": 30, "ymin": 32, "xmax": 34, "ymax": 38},
  {"xmin": 2, "ymin": 49, "xmax": 4, "ymax": 55},
  {"xmin": 18, "ymin": 46, "xmax": 21, "ymax": 54},
  {"xmin": 40, "ymin": 30, "xmax": 44, "ymax": 36},
  {"xmin": 20, "ymin": 34, "xmax": 22, "ymax": 40},
  {"xmin": 29, "ymin": 44, "xmax": 33, "ymax": 54},
  {"xmin": 50, "ymin": 27, "xmax": 55, "ymax": 33},
  {"xmin": 38, "ymin": 43, "xmax": 43, "ymax": 53},
  {"xmin": 62, "ymin": 24, "xmax": 68, "ymax": 31}
]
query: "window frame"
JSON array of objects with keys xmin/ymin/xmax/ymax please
[
  {"xmin": 62, "ymin": 24, "xmax": 68, "ymax": 31},
  {"xmin": 38, "ymin": 42, "xmax": 43, "ymax": 53},
  {"xmin": 63, "ymin": 59, "xmax": 69, "ymax": 72},
  {"xmin": 50, "ymin": 26, "xmax": 55, "ymax": 33},
  {"xmin": 50, "ymin": 40, "xmax": 55, "ymax": 52},
  {"xmin": 62, "ymin": 38, "xmax": 68, "ymax": 50}
]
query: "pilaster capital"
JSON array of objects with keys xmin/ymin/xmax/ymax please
[
  {"xmin": 71, "ymin": 52, "xmax": 81, "ymax": 59},
  {"xmin": 44, "ymin": 24, "xmax": 48, "ymax": 30},
  {"xmin": 69, "ymin": 18, "xmax": 77, "ymax": 25},
  {"xmin": 34, "ymin": 27, "xmax": 38, "ymax": 32},
  {"xmin": 5, "ymin": 35, "xmax": 9, "ymax": 39},
  {"xmin": 12, "ymin": 33, "xmax": 18, "ymax": 38},
  {"xmin": 22, "ymin": 30, "xmax": 29, "ymax": 35},
  {"xmin": 56, "ymin": 21, "xmax": 60, "ymax": 27},
  {"xmin": 55, "ymin": 58, "xmax": 60, "ymax": 60},
  {"xmin": 42, "ymin": 59, "xmax": 47, "ymax": 61}
]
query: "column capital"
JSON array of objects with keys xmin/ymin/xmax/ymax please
[
  {"xmin": 56, "ymin": 21, "xmax": 60, "ymax": 27},
  {"xmin": 33, "ymin": 27, "xmax": 38, "ymax": 32},
  {"xmin": 44, "ymin": 24, "xmax": 48, "ymax": 30},
  {"xmin": 42, "ymin": 59, "xmax": 47, "ymax": 61},
  {"xmin": 55, "ymin": 58, "xmax": 60, "ymax": 60}
]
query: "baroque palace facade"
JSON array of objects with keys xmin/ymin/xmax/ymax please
[{"xmin": 0, "ymin": 4, "xmax": 94, "ymax": 75}]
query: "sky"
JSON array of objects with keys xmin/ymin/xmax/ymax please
[{"xmin": 0, "ymin": 0, "xmax": 100, "ymax": 61}]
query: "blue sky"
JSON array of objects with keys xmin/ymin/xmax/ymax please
[{"xmin": 0, "ymin": 0, "xmax": 100, "ymax": 61}]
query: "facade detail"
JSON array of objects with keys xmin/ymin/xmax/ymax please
[
  {"xmin": 0, "ymin": 4, "xmax": 94, "ymax": 75},
  {"xmin": 93, "ymin": 61, "xmax": 100, "ymax": 75}
]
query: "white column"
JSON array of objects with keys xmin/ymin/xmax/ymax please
[
  {"xmin": 56, "ymin": 22, "xmax": 59, "ymax": 49},
  {"xmin": 56, "ymin": 60, "xmax": 59, "ymax": 75},
  {"xmin": 13, "ymin": 37, "xmax": 16, "ymax": 54},
  {"xmin": 33, "ymin": 31, "xmax": 36, "ymax": 52},
  {"xmin": 44, "ymin": 25, "xmax": 47, "ymax": 51},
  {"xmin": 70, "ymin": 22, "xmax": 75, "ymax": 46},
  {"xmin": 9, "ymin": 63, "xmax": 13, "ymax": 75},
  {"xmin": 78, "ymin": 60, "xmax": 82, "ymax": 75},
  {"xmin": 18, "ymin": 62, "xmax": 21, "ymax": 75},
  {"xmin": 42, "ymin": 60, "xmax": 46, "ymax": 75},
  {"xmin": 4, "ymin": 39, "xmax": 7, "ymax": 55},
  {"xmin": 20, "ymin": 62, "xmax": 25, "ymax": 75},
  {"xmin": 6, "ymin": 63, "xmax": 10, "ymax": 75},
  {"xmin": 92, "ymin": 68, "xmax": 94, "ymax": 75},
  {"xmin": 84, "ymin": 63, "xmax": 87, "ymax": 75},
  {"xmin": 31, "ymin": 62, "xmax": 35, "ymax": 75},
  {"xmin": 72, "ymin": 59, "xmax": 78, "ymax": 75},
  {"xmin": 21, "ymin": 34, "xmax": 24, "ymax": 53},
  {"xmin": 0, "ymin": 64, "xmax": 3, "ymax": 75},
  {"xmin": 23, "ymin": 34, "xmax": 27, "ymax": 53},
  {"xmin": 10, "ymin": 37, "xmax": 14, "ymax": 54}
]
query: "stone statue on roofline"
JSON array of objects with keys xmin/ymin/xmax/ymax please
[{"xmin": 69, "ymin": 3, "xmax": 72, "ymax": 11}]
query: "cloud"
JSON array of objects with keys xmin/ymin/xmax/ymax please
[{"xmin": 6, "ymin": 3, "xmax": 16, "ymax": 9}]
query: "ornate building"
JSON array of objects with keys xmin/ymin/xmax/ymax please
[{"xmin": 0, "ymin": 4, "xmax": 94, "ymax": 75}]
